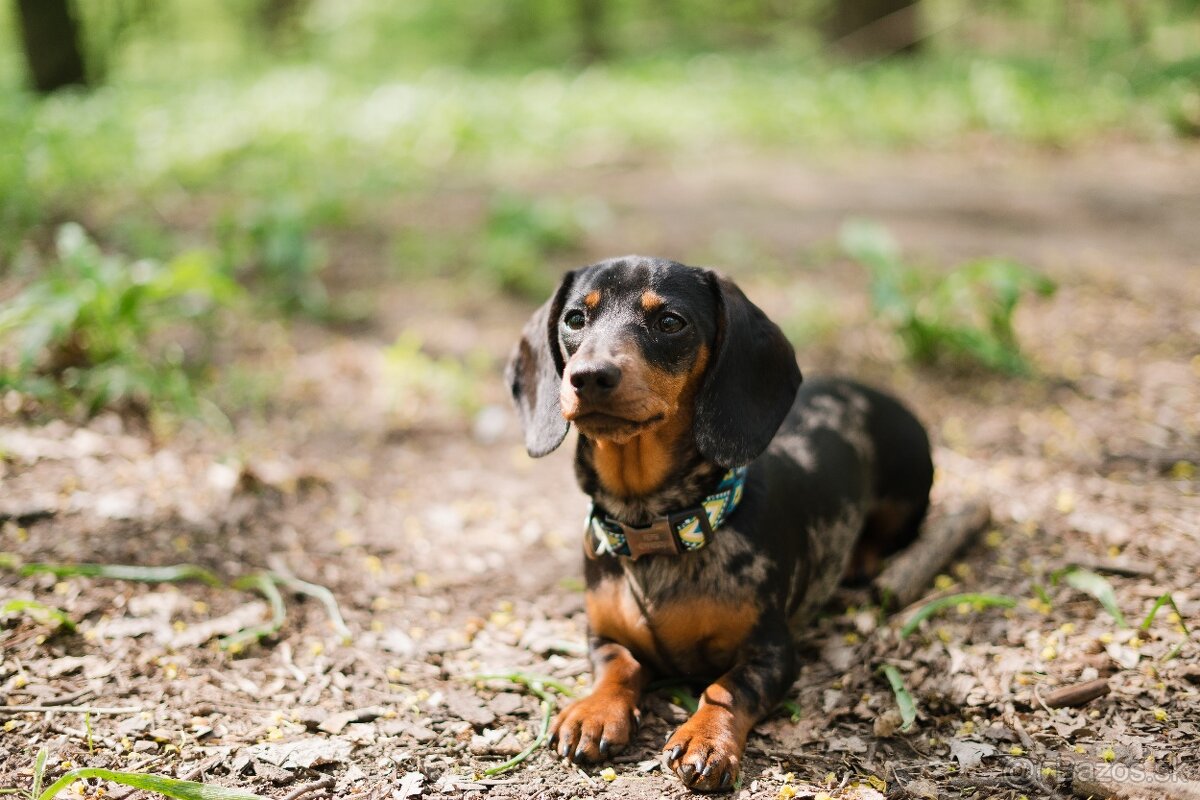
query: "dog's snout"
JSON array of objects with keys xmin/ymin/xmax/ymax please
[{"xmin": 569, "ymin": 361, "xmax": 622, "ymax": 396}]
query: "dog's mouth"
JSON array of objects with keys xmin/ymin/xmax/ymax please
[{"xmin": 571, "ymin": 411, "xmax": 665, "ymax": 437}]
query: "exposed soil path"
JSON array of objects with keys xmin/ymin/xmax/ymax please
[{"xmin": 2, "ymin": 144, "xmax": 1198, "ymax": 800}]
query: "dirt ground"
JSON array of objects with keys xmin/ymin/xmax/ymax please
[{"xmin": 2, "ymin": 143, "xmax": 1199, "ymax": 800}]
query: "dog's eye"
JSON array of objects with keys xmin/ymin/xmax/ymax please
[
  {"xmin": 656, "ymin": 313, "xmax": 686, "ymax": 333},
  {"xmin": 563, "ymin": 310, "xmax": 586, "ymax": 331}
]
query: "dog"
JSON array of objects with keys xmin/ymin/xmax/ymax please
[{"xmin": 505, "ymin": 256, "xmax": 933, "ymax": 792}]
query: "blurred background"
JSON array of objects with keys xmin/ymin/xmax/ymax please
[{"xmin": 2, "ymin": 0, "xmax": 1199, "ymax": 420}]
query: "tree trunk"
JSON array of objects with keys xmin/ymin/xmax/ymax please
[
  {"xmin": 826, "ymin": 0, "xmax": 923, "ymax": 58},
  {"xmin": 576, "ymin": 0, "xmax": 608, "ymax": 63},
  {"xmin": 15, "ymin": 0, "xmax": 88, "ymax": 93}
]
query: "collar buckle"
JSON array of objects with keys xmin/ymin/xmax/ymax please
[{"xmin": 623, "ymin": 516, "xmax": 682, "ymax": 560}]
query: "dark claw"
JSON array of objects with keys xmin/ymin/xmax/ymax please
[
  {"xmin": 598, "ymin": 738, "xmax": 610, "ymax": 757},
  {"xmin": 667, "ymin": 744, "xmax": 683, "ymax": 762},
  {"xmin": 701, "ymin": 762, "xmax": 714, "ymax": 778},
  {"xmin": 721, "ymin": 770, "xmax": 733, "ymax": 789}
]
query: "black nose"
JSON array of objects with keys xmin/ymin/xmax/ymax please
[{"xmin": 569, "ymin": 361, "xmax": 622, "ymax": 396}]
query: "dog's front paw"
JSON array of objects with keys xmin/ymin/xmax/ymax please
[
  {"xmin": 663, "ymin": 709, "xmax": 745, "ymax": 792},
  {"xmin": 548, "ymin": 689, "xmax": 641, "ymax": 764}
]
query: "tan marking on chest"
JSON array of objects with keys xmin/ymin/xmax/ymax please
[{"xmin": 587, "ymin": 578, "xmax": 759, "ymax": 673}]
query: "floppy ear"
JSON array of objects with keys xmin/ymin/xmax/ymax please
[
  {"xmin": 505, "ymin": 271, "xmax": 576, "ymax": 457},
  {"xmin": 694, "ymin": 273, "xmax": 802, "ymax": 467}
]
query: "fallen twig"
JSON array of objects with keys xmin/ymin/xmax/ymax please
[
  {"xmin": 1041, "ymin": 678, "xmax": 1110, "ymax": 709},
  {"xmin": 0, "ymin": 705, "xmax": 145, "ymax": 715},
  {"xmin": 279, "ymin": 775, "xmax": 335, "ymax": 800},
  {"xmin": 1069, "ymin": 759, "xmax": 1200, "ymax": 800},
  {"xmin": 873, "ymin": 501, "xmax": 991, "ymax": 610}
]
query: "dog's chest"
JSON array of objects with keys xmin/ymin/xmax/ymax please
[{"xmin": 586, "ymin": 531, "xmax": 768, "ymax": 676}]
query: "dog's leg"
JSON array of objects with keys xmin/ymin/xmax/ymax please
[
  {"xmin": 663, "ymin": 614, "xmax": 794, "ymax": 792},
  {"xmin": 549, "ymin": 637, "xmax": 649, "ymax": 763}
]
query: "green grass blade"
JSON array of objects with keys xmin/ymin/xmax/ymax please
[
  {"xmin": 482, "ymin": 698, "xmax": 553, "ymax": 776},
  {"xmin": 1061, "ymin": 568, "xmax": 1128, "ymax": 628},
  {"xmin": 1140, "ymin": 592, "xmax": 1192, "ymax": 662},
  {"xmin": 268, "ymin": 572, "xmax": 351, "ymax": 642},
  {"xmin": 470, "ymin": 672, "xmax": 576, "ymax": 699},
  {"xmin": 17, "ymin": 562, "xmax": 221, "ymax": 587},
  {"xmin": 32, "ymin": 749, "xmax": 47, "ymax": 799},
  {"xmin": 879, "ymin": 665, "xmax": 917, "ymax": 733},
  {"xmin": 221, "ymin": 572, "xmax": 286, "ymax": 650},
  {"xmin": 465, "ymin": 672, "xmax": 570, "ymax": 776},
  {"xmin": 1, "ymin": 600, "xmax": 75, "ymax": 632},
  {"xmin": 899, "ymin": 593, "xmax": 1017, "ymax": 638},
  {"xmin": 1140, "ymin": 592, "xmax": 1190, "ymax": 635},
  {"xmin": 37, "ymin": 769, "xmax": 265, "ymax": 800}
]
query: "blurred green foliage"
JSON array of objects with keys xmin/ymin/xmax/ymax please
[
  {"xmin": 217, "ymin": 200, "xmax": 329, "ymax": 318},
  {"xmin": 384, "ymin": 332, "xmax": 492, "ymax": 425},
  {"xmin": 841, "ymin": 220, "xmax": 1056, "ymax": 374},
  {"xmin": 0, "ymin": 223, "xmax": 239, "ymax": 414},
  {"xmin": 1, "ymin": 0, "xmax": 1197, "ymax": 266},
  {"xmin": 478, "ymin": 193, "xmax": 604, "ymax": 299}
]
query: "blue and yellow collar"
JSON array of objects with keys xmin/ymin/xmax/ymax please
[{"xmin": 585, "ymin": 467, "xmax": 748, "ymax": 560}]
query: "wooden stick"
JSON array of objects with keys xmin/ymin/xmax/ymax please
[
  {"xmin": 1042, "ymin": 677, "xmax": 1110, "ymax": 709},
  {"xmin": 873, "ymin": 501, "xmax": 991, "ymax": 610},
  {"xmin": 280, "ymin": 775, "xmax": 335, "ymax": 800},
  {"xmin": 0, "ymin": 704, "xmax": 144, "ymax": 715},
  {"xmin": 1070, "ymin": 760, "xmax": 1200, "ymax": 800}
]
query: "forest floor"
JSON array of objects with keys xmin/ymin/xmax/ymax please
[{"xmin": 2, "ymin": 142, "xmax": 1199, "ymax": 800}]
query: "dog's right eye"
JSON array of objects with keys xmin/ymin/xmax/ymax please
[{"xmin": 563, "ymin": 310, "xmax": 586, "ymax": 331}]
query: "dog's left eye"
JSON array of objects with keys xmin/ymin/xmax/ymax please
[{"xmin": 656, "ymin": 313, "xmax": 686, "ymax": 333}]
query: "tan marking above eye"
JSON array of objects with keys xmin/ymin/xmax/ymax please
[
  {"xmin": 584, "ymin": 290, "xmax": 602, "ymax": 308},
  {"xmin": 640, "ymin": 290, "xmax": 664, "ymax": 312}
]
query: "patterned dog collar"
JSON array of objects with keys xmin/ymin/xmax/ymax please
[{"xmin": 585, "ymin": 467, "xmax": 748, "ymax": 560}]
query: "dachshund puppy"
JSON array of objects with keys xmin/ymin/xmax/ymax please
[{"xmin": 506, "ymin": 256, "xmax": 933, "ymax": 791}]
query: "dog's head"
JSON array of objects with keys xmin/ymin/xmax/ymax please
[{"xmin": 505, "ymin": 256, "xmax": 801, "ymax": 467}]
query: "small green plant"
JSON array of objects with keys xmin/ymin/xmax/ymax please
[
  {"xmin": 0, "ymin": 223, "xmax": 238, "ymax": 415},
  {"xmin": 0, "ymin": 599, "xmax": 75, "ymax": 633},
  {"xmin": 1053, "ymin": 566, "xmax": 1128, "ymax": 628},
  {"xmin": 477, "ymin": 193, "xmax": 604, "ymax": 299},
  {"xmin": 468, "ymin": 672, "xmax": 575, "ymax": 776},
  {"xmin": 1, "ymin": 747, "xmax": 265, "ymax": 800},
  {"xmin": 383, "ymin": 332, "xmax": 491, "ymax": 425},
  {"xmin": 1, "ymin": 555, "xmax": 350, "ymax": 650},
  {"xmin": 840, "ymin": 220, "xmax": 1056, "ymax": 374},
  {"xmin": 879, "ymin": 664, "xmax": 917, "ymax": 732},
  {"xmin": 217, "ymin": 201, "xmax": 329, "ymax": 318},
  {"xmin": 899, "ymin": 593, "xmax": 1017, "ymax": 638}
]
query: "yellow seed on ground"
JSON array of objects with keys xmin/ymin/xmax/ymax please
[
  {"xmin": 1009, "ymin": 746, "xmax": 1024, "ymax": 756},
  {"xmin": 600, "ymin": 767, "xmax": 617, "ymax": 782},
  {"xmin": 1102, "ymin": 747, "xmax": 1116, "ymax": 762},
  {"xmin": 1153, "ymin": 708, "xmax": 1168, "ymax": 722}
]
